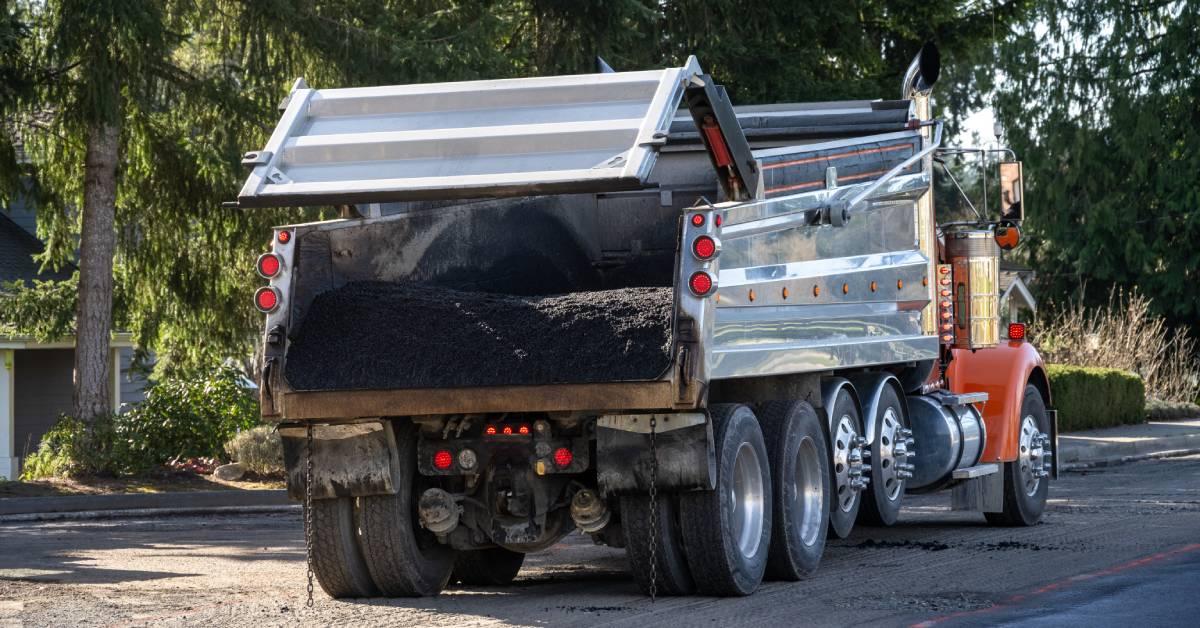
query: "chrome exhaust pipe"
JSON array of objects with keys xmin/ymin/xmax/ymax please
[{"xmin": 901, "ymin": 41, "xmax": 941, "ymax": 98}]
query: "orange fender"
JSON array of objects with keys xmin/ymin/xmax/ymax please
[{"xmin": 947, "ymin": 341, "xmax": 1051, "ymax": 463}]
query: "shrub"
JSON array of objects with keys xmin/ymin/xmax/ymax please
[
  {"xmin": 20, "ymin": 414, "xmax": 124, "ymax": 479},
  {"xmin": 224, "ymin": 426, "xmax": 284, "ymax": 475},
  {"xmin": 1145, "ymin": 399, "xmax": 1200, "ymax": 421},
  {"xmin": 1035, "ymin": 289, "xmax": 1199, "ymax": 404},
  {"xmin": 20, "ymin": 366, "xmax": 261, "ymax": 478},
  {"xmin": 1047, "ymin": 364, "xmax": 1145, "ymax": 431},
  {"xmin": 114, "ymin": 365, "xmax": 260, "ymax": 473}
]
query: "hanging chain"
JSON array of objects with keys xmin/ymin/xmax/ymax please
[
  {"xmin": 304, "ymin": 424, "xmax": 315, "ymax": 608},
  {"xmin": 648, "ymin": 416, "xmax": 659, "ymax": 602}
]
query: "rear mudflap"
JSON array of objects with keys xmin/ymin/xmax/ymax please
[
  {"xmin": 595, "ymin": 412, "xmax": 715, "ymax": 496},
  {"xmin": 279, "ymin": 421, "xmax": 400, "ymax": 500}
]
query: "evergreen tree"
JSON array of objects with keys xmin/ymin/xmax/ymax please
[{"xmin": 993, "ymin": 0, "xmax": 1200, "ymax": 330}]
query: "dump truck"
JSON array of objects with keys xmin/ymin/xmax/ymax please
[{"xmin": 237, "ymin": 44, "xmax": 1057, "ymax": 599}]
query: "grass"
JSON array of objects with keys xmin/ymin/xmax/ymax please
[{"xmin": 0, "ymin": 473, "xmax": 283, "ymax": 499}]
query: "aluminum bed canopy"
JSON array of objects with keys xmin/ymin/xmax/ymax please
[{"xmin": 238, "ymin": 59, "xmax": 705, "ymax": 208}]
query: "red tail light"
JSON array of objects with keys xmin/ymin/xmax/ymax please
[
  {"xmin": 1008, "ymin": 322, "xmax": 1027, "ymax": 340},
  {"xmin": 689, "ymin": 271, "xmax": 714, "ymax": 296},
  {"xmin": 692, "ymin": 235, "xmax": 718, "ymax": 260},
  {"xmin": 277, "ymin": 230, "xmax": 291, "ymax": 244},
  {"xmin": 257, "ymin": 253, "xmax": 281, "ymax": 278},
  {"xmin": 518, "ymin": 425, "xmax": 530, "ymax": 435},
  {"xmin": 433, "ymin": 450, "xmax": 453, "ymax": 470},
  {"xmin": 553, "ymin": 447, "xmax": 573, "ymax": 469},
  {"xmin": 502, "ymin": 426, "xmax": 513, "ymax": 435},
  {"xmin": 485, "ymin": 425, "xmax": 497, "ymax": 436},
  {"xmin": 690, "ymin": 213, "xmax": 705, "ymax": 227},
  {"xmin": 254, "ymin": 287, "xmax": 279, "ymax": 313}
]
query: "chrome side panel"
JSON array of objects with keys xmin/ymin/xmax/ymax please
[{"xmin": 708, "ymin": 141, "xmax": 939, "ymax": 379}]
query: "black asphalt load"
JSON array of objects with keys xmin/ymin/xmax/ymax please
[{"xmin": 284, "ymin": 281, "xmax": 675, "ymax": 391}]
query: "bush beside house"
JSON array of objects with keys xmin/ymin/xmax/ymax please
[
  {"xmin": 1047, "ymin": 364, "xmax": 1145, "ymax": 431},
  {"xmin": 21, "ymin": 366, "xmax": 260, "ymax": 478}
]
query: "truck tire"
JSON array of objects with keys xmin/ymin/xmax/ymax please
[
  {"xmin": 680, "ymin": 404, "xmax": 772, "ymax": 596},
  {"xmin": 309, "ymin": 497, "xmax": 380, "ymax": 598},
  {"xmin": 452, "ymin": 548, "xmax": 525, "ymax": 586},
  {"xmin": 758, "ymin": 400, "xmax": 829, "ymax": 581},
  {"xmin": 858, "ymin": 384, "xmax": 908, "ymax": 526},
  {"xmin": 357, "ymin": 421, "xmax": 456, "ymax": 596},
  {"xmin": 827, "ymin": 388, "xmax": 865, "ymax": 539},
  {"xmin": 620, "ymin": 494, "xmax": 694, "ymax": 595},
  {"xmin": 986, "ymin": 385, "xmax": 1051, "ymax": 527}
]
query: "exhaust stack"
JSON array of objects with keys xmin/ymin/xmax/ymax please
[
  {"xmin": 904, "ymin": 42, "xmax": 942, "ymax": 339},
  {"xmin": 902, "ymin": 42, "xmax": 941, "ymax": 98}
]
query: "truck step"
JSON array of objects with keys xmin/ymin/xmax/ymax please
[{"xmin": 951, "ymin": 463, "xmax": 1000, "ymax": 480}]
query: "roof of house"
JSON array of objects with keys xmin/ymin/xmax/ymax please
[{"xmin": 0, "ymin": 211, "xmax": 73, "ymax": 285}]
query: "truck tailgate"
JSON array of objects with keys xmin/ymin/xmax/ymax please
[{"xmin": 283, "ymin": 282, "xmax": 674, "ymax": 391}]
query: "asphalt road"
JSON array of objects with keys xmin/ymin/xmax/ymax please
[{"xmin": 1, "ymin": 456, "xmax": 1198, "ymax": 627}]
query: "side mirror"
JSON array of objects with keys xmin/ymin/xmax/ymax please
[{"xmin": 999, "ymin": 161, "xmax": 1024, "ymax": 222}]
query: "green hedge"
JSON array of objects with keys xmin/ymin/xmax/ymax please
[{"xmin": 1047, "ymin": 364, "xmax": 1145, "ymax": 431}]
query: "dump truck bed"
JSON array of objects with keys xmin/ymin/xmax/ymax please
[{"xmin": 246, "ymin": 63, "xmax": 941, "ymax": 419}]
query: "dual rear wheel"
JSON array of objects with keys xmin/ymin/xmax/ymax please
[
  {"xmin": 308, "ymin": 421, "xmax": 525, "ymax": 599},
  {"xmin": 622, "ymin": 402, "xmax": 830, "ymax": 596}
]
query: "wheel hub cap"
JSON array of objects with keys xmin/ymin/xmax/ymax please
[
  {"xmin": 832, "ymin": 414, "xmax": 869, "ymax": 513},
  {"xmin": 792, "ymin": 436, "xmax": 824, "ymax": 546},
  {"xmin": 1018, "ymin": 415, "xmax": 1052, "ymax": 496},
  {"xmin": 875, "ymin": 408, "xmax": 916, "ymax": 501},
  {"xmin": 730, "ymin": 442, "xmax": 765, "ymax": 559}
]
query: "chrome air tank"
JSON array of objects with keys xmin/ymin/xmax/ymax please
[{"xmin": 905, "ymin": 393, "xmax": 986, "ymax": 490}]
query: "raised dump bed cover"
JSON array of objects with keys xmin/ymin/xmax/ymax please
[{"xmin": 239, "ymin": 59, "xmax": 702, "ymax": 207}]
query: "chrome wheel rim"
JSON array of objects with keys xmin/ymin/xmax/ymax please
[
  {"xmin": 877, "ymin": 408, "xmax": 904, "ymax": 501},
  {"xmin": 1018, "ymin": 415, "xmax": 1047, "ymax": 496},
  {"xmin": 730, "ymin": 441, "xmax": 765, "ymax": 559},
  {"xmin": 793, "ymin": 436, "xmax": 824, "ymax": 546},
  {"xmin": 832, "ymin": 414, "xmax": 860, "ymax": 513}
]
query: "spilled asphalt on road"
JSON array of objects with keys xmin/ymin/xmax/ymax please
[{"xmin": 1, "ymin": 455, "xmax": 1198, "ymax": 627}]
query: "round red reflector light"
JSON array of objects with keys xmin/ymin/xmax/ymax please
[
  {"xmin": 715, "ymin": 214, "xmax": 723, "ymax": 227},
  {"xmin": 693, "ymin": 236, "xmax": 717, "ymax": 260},
  {"xmin": 277, "ymin": 230, "xmax": 291, "ymax": 244},
  {"xmin": 1008, "ymin": 322, "xmax": 1027, "ymax": 340},
  {"xmin": 433, "ymin": 450, "xmax": 453, "ymax": 470},
  {"xmin": 690, "ymin": 213, "xmax": 705, "ymax": 227},
  {"xmin": 502, "ymin": 426, "xmax": 513, "ymax": 435},
  {"xmin": 485, "ymin": 425, "xmax": 497, "ymax": 436},
  {"xmin": 254, "ymin": 287, "xmax": 279, "ymax": 313},
  {"xmin": 518, "ymin": 425, "xmax": 530, "ymax": 435},
  {"xmin": 553, "ymin": 447, "xmax": 573, "ymax": 468},
  {"xmin": 689, "ymin": 271, "xmax": 713, "ymax": 296},
  {"xmin": 257, "ymin": 253, "xmax": 281, "ymax": 278}
]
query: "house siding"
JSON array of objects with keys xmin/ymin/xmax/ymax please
[{"xmin": 13, "ymin": 349, "xmax": 74, "ymax": 460}]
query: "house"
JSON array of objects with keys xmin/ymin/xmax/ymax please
[
  {"xmin": 999, "ymin": 259, "xmax": 1037, "ymax": 324},
  {"xmin": 0, "ymin": 198, "xmax": 148, "ymax": 480}
]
